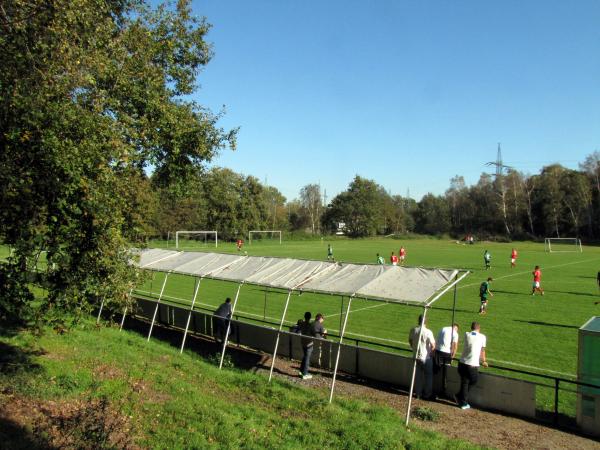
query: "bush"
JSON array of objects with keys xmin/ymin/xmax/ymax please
[{"xmin": 412, "ymin": 406, "xmax": 441, "ymax": 422}]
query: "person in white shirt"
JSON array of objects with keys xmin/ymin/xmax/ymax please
[
  {"xmin": 436, "ymin": 323, "xmax": 459, "ymax": 395},
  {"xmin": 456, "ymin": 322, "xmax": 488, "ymax": 410},
  {"xmin": 409, "ymin": 315, "xmax": 436, "ymax": 400}
]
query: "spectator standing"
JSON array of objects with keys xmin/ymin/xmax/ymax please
[
  {"xmin": 299, "ymin": 312, "xmax": 314, "ymax": 379},
  {"xmin": 312, "ymin": 313, "xmax": 327, "ymax": 367},
  {"xmin": 456, "ymin": 322, "xmax": 488, "ymax": 410},
  {"xmin": 409, "ymin": 315, "xmax": 436, "ymax": 400},
  {"xmin": 213, "ymin": 298, "xmax": 232, "ymax": 343},
  {"xmin": 436, "ymin": 323, "xmax": 459, "ymax": 395},
  {"xmin": 327, "ymin": 244, "xmax": 334, "ymax": 261}
]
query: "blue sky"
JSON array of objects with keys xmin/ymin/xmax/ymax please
[{"xmin": 187, "ymin": 0, "xmax": 600, "ymax": 202}]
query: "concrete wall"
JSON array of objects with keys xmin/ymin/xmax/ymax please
[{"xmin": 133, "ymin": 298, "xmax": 536, "ymax": 420}]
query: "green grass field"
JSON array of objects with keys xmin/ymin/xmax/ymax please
[
  {"xmin": 0, "ymin": 318, "xmax": 481, "ymax": 449},
  {"xmin": 3, "ymin": 236, "xmax": 598, "ymax": 418},
  {"xmin": 138, "ymin": 237, "xmax": 600, "ymax": 418}
]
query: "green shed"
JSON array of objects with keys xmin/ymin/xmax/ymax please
[{"xmin": 577, "ymin": 316, "xmax": 600, "ymax": 436}]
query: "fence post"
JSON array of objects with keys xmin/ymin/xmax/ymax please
[{"xmin": 554, "ymin": 378, "xmax": 559, "ymax": 425}]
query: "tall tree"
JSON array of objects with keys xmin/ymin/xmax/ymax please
[
  {"xmin": 0, "ymin": 0, "xmax": 236, "ymax": 325},
  {"xmin": 521, "ymin": 174, "xmax": 537, "ymax": 235},
  {"xmin": 534, "ymin": 165, "xmax": 566, "ymax": 237},
  {"xmin": 414, "ymin": 194, "xmax": 451, "ymax": 235},
  {"xmin": 561, "ymin": 170, "xmax": 592, "ymax": 236},
  {"xmin": 322, "ymin": 176, "xmax": 386, "ymax": 237},
  {"xmin": 262, "ymin": 186, "xmax": 287, "ymax": 231},
  {"xmin": 299, "ymin": 184, "xmax": 322, "ymax": 235}
]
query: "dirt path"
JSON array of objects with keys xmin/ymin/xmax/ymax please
[
  {"xmin": 241, "ymin": 348, "xmax": 600, "ymax": 450},
  {"xmin": 126, "ymin": 318, "xmax": 600, "ymax": 450}
]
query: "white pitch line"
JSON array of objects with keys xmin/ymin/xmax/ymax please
[
  {"xmin": 487, "ymin": 358, "xmax": 575, "ymax": 378},
  {"xmin": 134, "ymin": 284, "xmax": 581, "ymax": 378},
  {"xmin": 305, "ymin": 328, "xmax": 577, "ymax": 378},
  {"xmin": 458, "ymin": 257, "xmax": 600, "ymax": 290},
  {"xmin": 327, "ymin": 301, "xmax": 389, "ymax": 319},
  {"xmin": 135, "ymin": 290, "xmax": 297, "ymax": 325}
]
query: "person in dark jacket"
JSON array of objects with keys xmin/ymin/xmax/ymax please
[
  {"xmin": 299, "ymin": 312, "xmax": 313, "ymax": 379},
  {"xmin": 213, "ymin": 297, "xmax": 232, "ymax": 343}
]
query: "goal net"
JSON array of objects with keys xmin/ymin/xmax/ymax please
[
  {"xmin": 248, "ymin": 230, "xmax": 282, "ymax": 245},
  {"xmin": 175, "ymin": 231, "xmax": 218, "ymax": 249},
  {"xmin": 544, "ymin": 237, "xmax": 582, "ymax": 253}
]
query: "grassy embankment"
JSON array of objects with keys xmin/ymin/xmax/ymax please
[{"xmin": 0, "ymin": 319, "xmax": 482, "ymax": 449}]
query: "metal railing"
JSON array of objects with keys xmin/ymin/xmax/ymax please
[{"xmin": 129, "ymin": 290, "xmax": 600, "ymax": 429}]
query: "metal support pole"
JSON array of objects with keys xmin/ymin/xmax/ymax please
[
  {"xmin": 268, "ymin": 289, "xmax": 293, "ymax": 382},
  {"xmin": 442, "ymin": 276, "xmax": 459, "ymax": 395},
  {"xmin": 119, "ymin": 288, "xmax": 133, "ymax": 331},
  {"xmin": 450, "ymin": 274, "xmax": 458, "ymax": 333},
  {"xmin": 329, "ymin": 296, "xmax": 353, "ymax": 403},
  {"xmin": 147, "ymin": 273, "xmax": 170, "ymax": 341},
  {"xmin": 339, "ymin": 296, "xmax": 344, "ymax": 332},
  {"xmin": 405, "ymin": 306, "xmax": 429, "ymax": 426},
  {"xmin": 96, "ymin": 297, "xmax": 105, "ymax": 324},
  {"xmin": 554, "ymin": 379, "xmax": 560, "ymax": 425},
  {"xmin": 180, "ymin": 278, "xmax": 203, "ymax": 353},
  {"xmin": 219, "ymin": 283, "xmax": 243, "ymax": 369},
  {"xmin": 120, "ymin": 306, "xmax": 128, "ymax": 330},
  {"xmin": 263, "ymin": 287, "xmax": 268, "ymax": 321}
]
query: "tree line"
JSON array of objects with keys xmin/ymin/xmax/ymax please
[
  {"xmin": 141, "ymin": 153, "xmax": 600, "ymax": 242},
  {"xmin": 320, "ymin": 156, "xmax": 600, "ymax": 240}
]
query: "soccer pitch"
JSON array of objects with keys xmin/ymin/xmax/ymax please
[{"xmin": 140, "ymin": 237, "xmax": 600, "ymax": 383}]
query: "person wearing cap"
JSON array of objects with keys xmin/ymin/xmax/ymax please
[{"xmin": 455, "ymin": 322, "xmax": 488, "ymax": 410}]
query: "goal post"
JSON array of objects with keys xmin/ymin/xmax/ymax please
[
  {"xmin": 248, "ymin": 230, "xmax": 282, "ymax": 245},
  {"xmin": 175, "ymin": 231, "xmax": 218, "ymax": 249},
  {"xmin": 544, "ymin": 237, "xmax": 582, "ymax": 253}
]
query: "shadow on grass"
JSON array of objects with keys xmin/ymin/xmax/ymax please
[
  {"xmin": 0, "ymin": 339, "xmax": 50, "ymax": 450},
  {"xmin": 548, "ymin": 290, "xmax": 597, "ymax": 298},
  {"xmin": 119, "ymin": 315, "xmax": 412, "ymax": 397},
  {"xmin": 490, "ymin": 289, "xmax": 529, "ymax": 296},
  {"xmin": 513, "ymin": 319, "xmax": 579, "ymax": 330},
  {"xmin": 121, "ymin": 316, "xmax": 267, "ymax": 372},
  {"xmin": 0, "ymin": 417, "xmax": 55, "ymax": 450},
  {"xmin": 0, "ymin": 321, "xmax": 22, "ymax": 338},
  {"xmin": 430, "ymin": 305, "xmax": 475, "ymax": 314},
  {"xmin": 0, "ymin": 342, "xmax": 43, "ymax": 375}
]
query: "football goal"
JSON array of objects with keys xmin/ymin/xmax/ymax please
[
  {"xmin": 175, "ymin": 231, "xmax": 218, "ymax": 249},
  {"xmin": 544, "ymin": 237, "xmax": 582, "ymax": 253},
  {"xmin": 248, "ymin": 230, "xmax": 282, "ymax": 245}
]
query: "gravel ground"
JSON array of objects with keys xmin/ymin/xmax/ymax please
[{"xmin": 235, "ymin": 345, "xmax": 600, "ymax": 450}]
